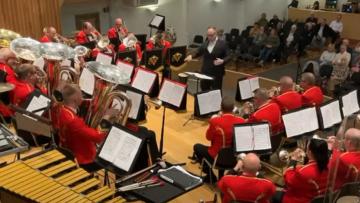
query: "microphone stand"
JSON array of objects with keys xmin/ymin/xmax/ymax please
[{"xmin": 159, "ymin": 105, "xmax": 166, "ymax": 157}]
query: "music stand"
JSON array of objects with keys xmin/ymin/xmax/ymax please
[
  {"xmin": 157, "ymin": 79, "xmax": 187, "ymax": 156},
  {"xmin": 168, "ymin": 46, "xmax": 187, "ymax": 67},
  {"xmin": 116, "ymin": 50, "xmax": 137, "ymax": 67},
  {"xmin": 182, "ymin": 72, "xmax": 213, "ymax": 126},
  {"xmin": 142, "ymin": 48, "xmax": 163, "ymax": 71},
  {"xmin": 148, "ymin": 14, "xmax": 165, "ymax": 36},
  {"xmin": 135, "ymin": 34, "xmax": 147, "ymax": 51},
  {"xmin": 235, "ymin": 77, "xmax": 260, "ymax": 102}
]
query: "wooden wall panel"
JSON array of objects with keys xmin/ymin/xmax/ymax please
[{"xmin": 0, "ymin": 0, "xmax": 63, "ymax": 39}]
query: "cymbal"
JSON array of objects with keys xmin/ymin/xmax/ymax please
[{"xmin": 0, "ymin": 83, "xmax": 14, "ymax": 93}]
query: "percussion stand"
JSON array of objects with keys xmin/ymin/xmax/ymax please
[{"xmin": 183, "ymin": 75, "xmax": 203, "ymax": 126}]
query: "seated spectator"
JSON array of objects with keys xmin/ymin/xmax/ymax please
[
  {"xmin": 305, "ymin": 12, "xmax": 318, "ymax": 28},
  {"xmin": 319, "ymin": 43, "xmax": 336, "ymax": 78},
  {"xmin": 299, "ymin": 23, "xmax": 316, "ymax": 55},
  {"xmin": 328, "ymin": 44, "xmax": 351, "ymax": 95},
  {"xmin": 351, "ymin": 42, "xmax": 360, "ymax": 67},
  {"xmin": 282, "ymin": 24, "xmax": 300, "ymax": 63},
  {"xmin": 257, "ymin": 13, "xmax": 268, "ymax": 27},
  {"xmin": 329, "ymin": 14, "xmax": 343, "ymax": 42},
  {"xmin": 249, "ymin": 23, "xmax": 261, "ymax": 38},
  {"xmin": 268, "ymin": 15, "xmax": 280, "ymax": 29},
  {"xmin": 218, "ymin": 153, "xmax": 276, "ymax": 203},
  {"xmin": 313, "ymin": 1, "xmax": 320, "ymax": 10},
  {"xmin": 335, "ymin": 38, "xmax": 352, "ymax": 53},
  {"xmin": 311, "ymin": 18, "xmax": 333, "ymax": 49},
  {"xmin": 288, "ymin": 0, "xmax": 299, "ymax": 8},
  {"xmin": 257, "ymin": 28, "xmax": 280, "ymax": 67}
]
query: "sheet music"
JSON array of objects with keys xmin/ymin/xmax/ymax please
[
  {"xmin": 158, "ymin": 80, "xmax": 186, "ymax": 107},
  {"xmin": 151, "ymin": 15, "xmax": 164, "ymax": 27},
  {"xmin": 61, "ymin": 59, "xmax": 72, "ymax": 67},
  {"xmin": 282, "ymin": 107, "xmax": 319, "ymax": 138},
  {"xmin": 252, "ymin": 124, "xmax": 271, "ymax": 150},
  {"xmin": 79, "ymin": 68, "xmax": 95, "ymax": 95},
  {"xmin": 234, "ymin": 126, "xmax": 253, "ymax": 152},
  {"xmin": 33, "ymin": 57, "xmax": 45, "ymax": 71},
  {"xmin": 238, "ymin": 80, "xmax": 253, "ymax": 100},
  {"xmin": 26, "ymin": 95, "xmax": 50, "ymax": 116},
  {"xmin": 185, "ymin": 72, "xmax": 213, "ymax": 80},
  {"xmin": 320, "ymin": 100, "xmax": 342, "ymax": 129},
  {"xmin": 249, "ymin": 77, "xmax": 260, "ymax": 91},
  {"xmin": 126, "ymin": 90, "xmax": 142, "ymax": 119},
  {"xmin": 116, "ymin": 60, "xmax": 134, "ymax": 79},
  {"xmin": 341, "ymin": 90, "xmax": 360, "ymax": 117},
  {"xmin": 99, "ymin": 126, "xmax": 142, "ymax": 172},
  {"xmin": 197, "ymin": 89, "xmax": 222, "ymax": 115},
  {"xmin": 131, "ymin": 69, "xmax": 156, "ymax": 93},
  {"xmin": 96, "ymin": 53, "xmax": 112, "ymax": 65}
]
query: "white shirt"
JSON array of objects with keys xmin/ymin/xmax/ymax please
[
  {"xmin": 329, "ymin": 20, "xmax": 343, "ymax": 33},
  {"xmin": 286, "ymin": 32, "xmax": 294, "ymax": 46},
  {"xmin": 207, "ymin": 37, "xmax": 218, "ymax": 53},
  {"xmin": 318, "ymin": 26, "xmax": 324, "ymax": 38}
]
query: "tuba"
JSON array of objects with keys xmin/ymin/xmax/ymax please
[
  {"xmin": 0, "ymin": 28, "xmax": 21, "ymax": 48},
  {"xmin": 10, "ymin": 37, "xmax": 41, "ymax": 61},
  {"xmin": 85, "ymin": 61, "xmax": 132, "ymax": 128}
]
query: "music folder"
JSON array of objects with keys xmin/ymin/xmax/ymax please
[
  {"xmin": 159, "ymin": 166, "xmax": 202, "ymax": 191},
  {"xmin": 233, "ymin": 122, "xmax": 272, "ymax": 154},
  {"xmin": 235, "ymin": 77, "xmax": 260, "ymax": 101},
  {"xmin": 282, "ymin": 107, "xmax": 319, "ymax": 138},
  {"xmin": 142, "ymin": 48, "xmax": 163, "ymax": 70},
  {"xmin": 114, "ymin": 85, "xmax": 146, "ymax": 122},
  {"xmin": 158, "ymin": 79, "xmax": 187, "ymax": 109},
  {"xmin": 22, "ymin": 89, "xmax": 51, "ymax": 116},
  {"xmin": 194, "ymin": 89, "xmax": 222, "ymax": 117},
  {"xmin": 318, "ymin": 99, "xmax": 342, "ymax": 129},
  {"xmin": 116, "ymin": 50, "xmax": 137, "ymax": 67},
  {"xmin": 96, "ymin": 124, "xmax": 145, "ymax": 174},
  {"xmin": 168, "ymin": 46, "xmax": 187, "ymax": 67},
  {"xmin": 131, "ymin": 67, "xmax": 157, "ymax": 94},
  {"xmin": 340, "ymin": 89, "xmax": 360, "ymax": 117}
]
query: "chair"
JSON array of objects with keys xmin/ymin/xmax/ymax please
[
  {"xmin": 200, "ymin": 127, "xmax": 237, "ymax": 184},
  {"xmin": 189, "ymin": 35, "xmax": 204, "ymax": 48},
  {"xmin": 334, "ymin": 182, "xmax": 360, "ymax": 203}
]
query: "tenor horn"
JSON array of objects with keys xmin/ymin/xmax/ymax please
[{"xmin": 85, "ymin": 61, "xmax": 132, "ymax": 128}]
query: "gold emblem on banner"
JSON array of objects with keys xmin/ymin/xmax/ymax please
[
  {"xmin": 148, "ymin": 55, "xmax": 159, "ymax": 66},
  {"xmin": 172, "ymin": 52, "xmax": 182, "ymax": 63}
]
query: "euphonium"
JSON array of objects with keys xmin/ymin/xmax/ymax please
[
  {"xmin": 85, "ymin": 61, "xmax": 132, "ymax": 128},
  {"xmin": 74, "ymin": 45, "xmax": 89, "ymax": 57}
]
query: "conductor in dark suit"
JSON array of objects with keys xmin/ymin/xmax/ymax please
[{"xmin": 185, "ymin": 26, "xmax": 230, "ymax": 91}]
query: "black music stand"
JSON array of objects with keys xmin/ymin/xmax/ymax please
[
  {"xmin": 135, "ymin": 34, "xmax": 147, "ymax": 51},
  {"xmin": 116, "ymin": 50, "xmax": 137, "ymax": 67},
  {"xmin": 183, "ymin": 72, "xmax": 213, "ymax": 126},
  {"xmin": 148, "ymin": 14, "xmax": 165, "ymax": 37}
]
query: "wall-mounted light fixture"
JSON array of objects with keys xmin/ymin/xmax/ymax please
[
  {"xmin": 213, "ymin": 0, "xmax": 222, "ymax": 2},
  {"xmin": 140, "ymin": 5, "xmax": 158, "ymax": 11}
]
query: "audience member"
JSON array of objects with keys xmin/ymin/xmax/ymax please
[
  {"xmin": 257, "ymin": 13, "xmax": 268, "ymax": 27},
  {"xmin": 328, "ymin": 44, "xmax": 351, "ymax": 95},
  {"xmin": 329, "ymin": 14, "xmax": 343, "ymax": 42},
  {"xmin": 258, "ymin": 28, "xmax": 280, "ymax": 67},
  {"xmin": 311, "ymin": 18, "xmax": 333, "ymax": 49}
]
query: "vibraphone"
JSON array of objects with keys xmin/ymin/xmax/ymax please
[{"xmin": 0, "ymin": 150, "xmax": 126, "ymax": 203}]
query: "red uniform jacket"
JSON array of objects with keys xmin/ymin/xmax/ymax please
[
  {"xmin": 91, "ymin": 45, "xmax": 115, "ymax": 59},
  {"xmin": 58, "ymin": 105, "xmax": 105, "ymax": 164},
  {"xmin": 107, "ymin": 27, "xmax": 128, "ymax": 40},
  {"xmin": 283, "ymin": 161, "xmax": 329, "ymax": 203},
  {"xmin": 302, "ymin": 86, "xmax": 324, "ymax": 107},
  {"xmin": 10, "ymin": 80, "xmax": 47, "ymax": 107},
  {"xmin": 118, "ymin": 43, "xmax": 143, "ymax": 62},
  {"xmin": 0, "ymin": 62, "xmax": 17, "ymax": 84},
  {"xmin": 75, "ymin": 30, "xmax": 100, "ymax": 45},
  {"xmin": 248, "ymin": 102, "xmax": 283, "ymax": 135},
  {"xmin": 146, "ymin": 40, "xmax": 171, "ymax": 61},
  {"xmin": 206, "ymin": 114, "xmax": 245, "ymax": 158},
  {"xmin": 330, "ymin": 150, "xmax": 360, "ymax": 189},
  {"xmin": 40, "ymin": 35, "xmax": 51, "ymax": 43},
  {"xmin": 218, "ymin": 174, "xmax": 276, "ymax": 203},
  {"xmin": 273, "ymin": 91, "xmax": 302, "ymax": 112}
]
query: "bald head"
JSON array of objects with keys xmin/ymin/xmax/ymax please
[
  {"xmin": 300, "ymin": 72, "xmax": 316, "ymax": 90},
  {"xmin": 82, "ymin": 22, "xmax": 93, "ymax": 34},
  {"xmin": 242, "ymin": 153, "xmax": 261, "ymax": 174},
  {"xmin": 115, "ymin": 18, "xmax": 123, "ymax": 27},
  {"xmin": 279, "ymin": 76, "xmax": 294, "ymax": 93},
  {"xmin": 345, "ymin": 128, "xmax": 360, "ymax": 151}
]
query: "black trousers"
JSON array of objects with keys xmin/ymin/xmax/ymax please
[
  {"xmin": 200, "ymin": 75, "xmax": 223, "ymax": 92},
  {"xmin": 193, "ymin": 144, "xmax": 215, "ymax": 176}
]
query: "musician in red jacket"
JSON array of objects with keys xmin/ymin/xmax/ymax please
[
  {"xmin": 328, "ymin": 128, "xmax": 360, "ymax": 189},
  {"xmin": 40, "ymin": 27, "xmax": 57, "ymax": 43},
  {"xmin": 218, "ymin": 153, "xmax": 276, "ymax": 203},
  {"xmin": 57, "ymin": 84, "xmax": 118, "ymax": 172},
  {"xmin": 193, "ymin": 97, "xmax": 245, "ymax": 182},
  {"xmin": 10, "ymin": 64, "xmax": 47, "ymax": 107},
  {"xmin": 272, "ymin": 76, "xmax": 302, "ymax": 112},
  {"xmin": 107, "ymin": 18, "xmax": 128, "ymax": 50},
  {"xmin": 247, "ymin": 88, "xmax": 283, "ymax": 135},
  {"xmin": 75, "ymin": 22, "xmax": 101, "ymax": 49},
  {"xmin": 273, "ymin": 139, "xmax": 330, "ymax": 203},
  {"xmin": 300, "ymin": 72, "xmax": 324, "ymax": 107},
  {"xmin": 91, "ymin": 44, "xmax": 115, "ymax": 60}
]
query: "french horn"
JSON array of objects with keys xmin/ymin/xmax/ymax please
[{"xmin": 85, "ymin": 61, "xmax": 132, "ymax": 128}]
